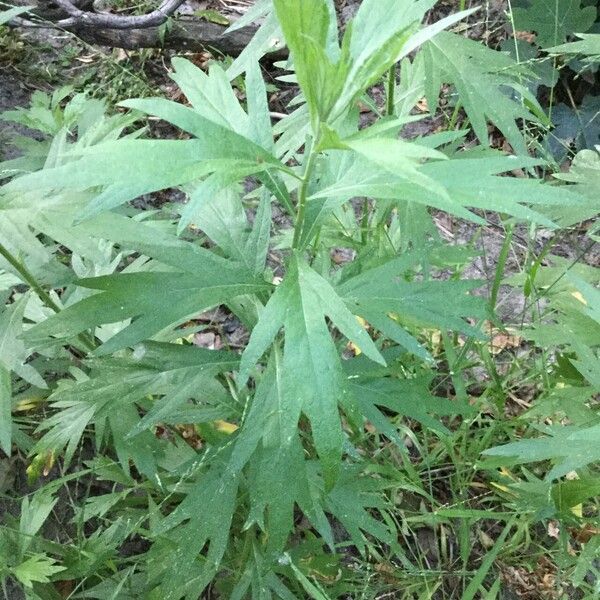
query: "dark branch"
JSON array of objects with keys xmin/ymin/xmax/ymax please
[
  {"xmin": 54, "ymin": 0, "xmax": 185, "ymax": 29},
  {"xmin": 7, "ymin": 2, "xmax": 287, "ymax": 60},
  {"xmin": 69, "ymin": 16, "xmax": 286, "ymax": 59}
]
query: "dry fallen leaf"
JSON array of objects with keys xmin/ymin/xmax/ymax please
[
  {"xmin": 514, "ymin": 30, "xmax": 537, "ymax": 43},
  {"xmin": 570, "ymin": 524, "xmax": 600, "ymax": 543},
  {"xmin": 194, "ymin": 331, "xmax": 222, "ymax": 350},
  {"xmin": 478, "ymin": 528, "xmax": 495, "ymax": 549},
  {"xmin": 176, "ymin": 424, "xmax": 203, "ymax": 449},
  {"xmin": 483, "ymin": 321, "xmax": 522, "ymax": 354},
  {"xmin": 547, "ymin": 520, "xmax": 560, "ymax": 539}
]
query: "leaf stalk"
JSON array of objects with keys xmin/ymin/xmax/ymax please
[
  {"xmin": 0, "ymin": 241, "xmax": 96, "ymax": 352},
  {"xmin": 292, "ymin": 138, "xmax": 320, "ymax": 249}
]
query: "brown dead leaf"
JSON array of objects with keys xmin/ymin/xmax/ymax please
[
  {"xmin": 374, "ymin": 561, "xmax": 398, "ymax": 583},
  {"xmin": 490, "ymin": 331, "xmax": 522, "ymax": 354},
  {"xmin": 331, "ymin": 248, "xmax": 355, "ymax": 264},
  {"xmin": 570, "ymin": 524, "xmax": 600, "ymax": 543},
  {"xmin": 194, "ymin": 331, "xmax": 222, "ymax": 350},
  {"xmin": 547, "ymin": 521, "xmax": 560, "ymax": 539},
  {"xmin": 364, "ymin": 421, "xmax": 376, "ymax": 434},
  {"xmin": 478, "ymin": 528, "xmax": 495, "ymax": 549},
  {"xmin": 176, "ymin": 424, "xmax": 203, "ymax": 450},
  {"xmin": 190, "ymin": 51, "xmax": 213, "ymax": 70},
  {"xmin": 483, "ymin": 321, "xmax": 522, "ymax": 354},
  {"xmin": 514, "ymin": 30, "xmax": 537, "ymax": 44},
  {"xmin": 55, "ymin": 580, "xmax": 75, "ymax": 598},
  {"xmin": 500, "ymin": 556, "xmax": 563, "ymax": 599}
]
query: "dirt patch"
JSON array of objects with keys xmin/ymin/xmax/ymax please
[{"xmin": 0, "ymin": 69, "xmax": 34, "ymax": 160}]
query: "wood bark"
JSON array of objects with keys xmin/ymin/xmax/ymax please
[
  {"xmin": 71, "ymin": 18, "xmax": 263, "ymax": 56},
  {"xmin": 10, "ymin": 0, "xmax": 287, "ymax": 59}
]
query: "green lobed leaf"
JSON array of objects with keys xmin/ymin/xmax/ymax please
[
  {"xmin": 168, "ymin": 58, "xmax": 251, "ymax": 135},
  {"xmin": 0, "ymin": 294, "xmax": 46, "ymax": 455},
  {"xmin": 33, "ymin": 342, "xmax": 238, "ymax": 471},
  {"xmin": 24, "ymin": 259, "xmax": 268, "ymax": 355},
  {"xmin": 152, "ymin": 462, "xmax": 240, "ymax": 598},
  {"xmin": 421, "ymin": 31, "xmax": 544, "ymax": 154},
  {"xmin": 346, "ymin": 368, "xmax": 474, "ymax": 439},
  {"xmin": 484, "ymin": 424, "xmax": 600, "ymax": 480},
  {"xmin": 11, "ymin": 554, "xmax": 65, "ymax": 588},
  {"xmin": 2, "ymin": 66, "xmax": 287, "ymax": 224},
  {"xmin": 0, "ymin": 365, "xmax": 11, "ymax": 457},
  {"xmin": 230, "ymin": 350, "xmax": 334, "ymax": 554},
  {"xmin": 238, "ymin": 253, "xmax": 385, "ymax": 486},
  {"xmin": 512, "ymin": 0, "xmax": 596, "ymax": 48},
  {"xmin": 338, "ymin": 252, "xmax": 488, "ymax": 356},
  {"xmin": 311, "ymin": 150, "xmax": 585, "ymax": 228},
  {"xmin": 547, "ymin": 32, "xmax": 600, "ymax": 60},
  {"xmin": 273, "ymin": 0, "xmax": 342, "ymax": 129},
  {"xmin": 324, "ymin": 465, "xmax": 396, "ymax": 555}
]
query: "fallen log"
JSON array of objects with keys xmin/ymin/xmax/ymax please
[
  {"xmin": 70, "ymin": 17, "xmax": 266, "ymax": 57},
  {"xmin": 8, "ymin": 0, "xmax": 286, "ymax": 59}
]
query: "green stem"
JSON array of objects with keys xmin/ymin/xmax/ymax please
[
  {"xmin": 360, "ymin": 199, "xmax": 370, "ymax": 246},
  {"xmin": 0, "ymin": 241, "xmax": 96, "ymax": 352},
  {"xmin": 448, "ymin": 100, "xmax": 463, "ymax": 131},
  {"xmin": 292, "ymin": 141, "xmax": 320, "ymax": 250},
  {"xmin": 490, "ymin": 223, "xmax": 514, "ymax": 310},
  {"xmin": 0, "ymin": 242, "xmax": 62, "ymax": 313},
  {"xmin": 386, "ymin": 63, "xmax": 396, "ymax": 116},
  {"xmin": 310, "ymin": 228, "xmax": 323, "ymax": 266}
]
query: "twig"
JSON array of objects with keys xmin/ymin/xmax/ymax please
[{"xmin": 54, "ymin": 0, "xmax": 185, "ymax": 29}]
